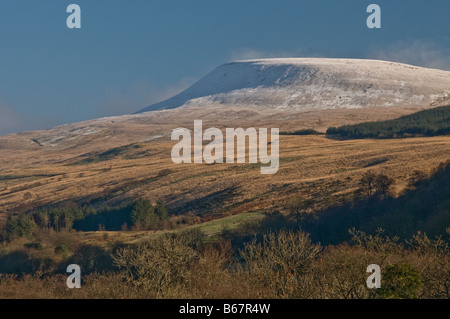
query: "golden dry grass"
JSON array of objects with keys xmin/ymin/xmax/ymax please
[
  {"xmin": 1, "ymin": 133, "xmax": 449, "ymax": 218},
  {"xmin": 0, "ymin": 106, "xmax": 449, "ymax": 224}
]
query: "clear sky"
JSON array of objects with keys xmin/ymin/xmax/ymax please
[{"xmin": 0, "ymin": 0, "xmax": 449, "ymax": 135}]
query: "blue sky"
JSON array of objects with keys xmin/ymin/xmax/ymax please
[{"xmin": 0, "ymin": 0, "xmax": 449, "ymax": 134}]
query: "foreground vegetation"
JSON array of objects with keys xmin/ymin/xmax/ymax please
[
  {"xmin": 0, "ymin": 161, "xmax": 449, "ymax": 299},
  {"xmin": 0, "ymin": 228, "xmax": 448, "ymax": 299},
  {"xmin": 327, "ymin": 104, "xmax": 450, "ymax": 138}
]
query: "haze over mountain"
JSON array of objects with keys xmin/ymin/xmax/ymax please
[{"xmin": 138, "ymin": 58, "xmax": 450, "ymax": 113}]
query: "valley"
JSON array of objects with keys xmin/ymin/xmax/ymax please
[{"xmin": 0, "ymin": 58, "xmax": 449, "ymax": 299}]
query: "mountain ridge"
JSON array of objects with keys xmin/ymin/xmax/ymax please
[{"xmin": 137, "ymin": 58, "xmax": 450, "ymax": 113}]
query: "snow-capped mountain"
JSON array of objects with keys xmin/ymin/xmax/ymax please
[
  {"xmin": 138, "ymin": 58, "xmax": 450, "ymax": 112},
  {"xmin": 4, "ymin": 58, "xmax": 450, "ymax": 151}
]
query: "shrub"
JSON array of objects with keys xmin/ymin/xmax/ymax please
[
  {"xmin": 30, "ymin": 257, "xmax": 56, "ymax": 274},
  {"xmin": 113, "ymin": 235, "xmax": 199, "ymax": 297},
  {"xmin": 54, "ymin": 244, "xmax": 70, "ymax": 256},
  {"xmin": 359, "ymin": 172, "xmax": 394, "ymax": 198},
  {"xmin": 52, "ymin": 232, "xmax": 81, "ymax": 251},
  {"xmin": 378, "ymin": 263, "xmax": 422, "ymax": 299},
  {"xmin": 23, "ymin": 192, "xmax": 32, "ymax": 200},
  {"xmin": 177, "ymin": 228, "xmax": 206, "ymax": 251},
  {"xmin": 239, "ymin": 230, "xmax": 321, "ymax": 298},
  {"xmin": 157, "ymin": 169, "xmax": 173, "ymax": 177},
  {"xmin": 316, "ymin": 244, "xmax": 378, "ymax": 299},
  {"xmin": 23, "ymin": 242, "xmax": 44, "ymax": 250},
  {"xmin": 69, "ymin": 245, "xmax": 113, "ymax": 273}
]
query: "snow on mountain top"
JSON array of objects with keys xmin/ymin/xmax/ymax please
[
  {"xmin": 232, "ymin": 57, "xmax": 435, "ymax": 68},
  {"xmin": 137, "ymin": 58, "xmax": 450, "ymax": 113}
]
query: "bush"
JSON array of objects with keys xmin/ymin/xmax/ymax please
[
  {"xmin": 54, "ymin": 244, "xmax": 70, "ymax": 256},
  {"xmin": 316, "ymin": 244, "xmax": 379, "ymax": 299},
  {"xmin": 378, "ymin": 263, "xmax": 422, "ymax": 299},
  {"xmin": 23, "ymin": 192, "xmax": 32, "ymax": 200},
  {"xmin": 30, "ymin": 257, "xmax": 56, "ymax": 274},
  {"xmin": 52, "ymin": 232, "xmax": 81, "ymax": 252},
  {"xmin": 113, "ymin": 235, "xmax": 199, "ymax": 297},
  {"xmin": 177, "ymin": 228, "xmax": 206, "ymax": 251},
  {"xmin": 239, "ymin": 230, "xmax": 321, "ymax": 298},
  {"xmin": 23, "ymin": 242, "xmax": 44, "ymax": 250},
  {"xmin": 69, "ymin": 245, "xmax": 113, "ymax": 273},
  {"xmin": 359, "ymin": 172, "xmax": 394, "ymax": 198}
]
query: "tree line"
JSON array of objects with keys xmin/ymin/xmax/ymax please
[
  {"xmin": 327, "ymin": 105, "xmax": 450, "ymax": 139},
  {"xmin": 1, "ymin": 198, "xmax": 170, "ymax": 242},
  {"xmin": 279, "ymin": 129, "xmax": 323, "ymax": 136}
]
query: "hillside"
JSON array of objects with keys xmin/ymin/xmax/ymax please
[
  {"xmin": 1, "ymin": 134, "xmax": 450, "ymax": 219},
  {"xmin": 301, "ymin": 161, "xmax": 450, "ymax": 244},
  {"xmin": 1, "ymin": 58, "xmax": 450, "ymax": 223},
  {"xmin": 138, "ymin": 58, "xmax": 450, "ymax": 112},
  {"xmin": 1, "ymin": 58, "xmax": 449, "ymax": 300}
]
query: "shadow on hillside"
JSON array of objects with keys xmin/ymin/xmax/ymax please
[{"xmin": 223, "ymin": 161, "xmax": 450, "ymax": 247}]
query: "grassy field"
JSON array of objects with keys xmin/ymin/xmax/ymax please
[
  {"xmin": 1, "ymin": 105, "xmax": 449, "ymax": 245},
  {"xmin": 1, "ymin": 134, "xmax": 450, "ymax": 218},
  {"xmin": 0, "ymin": 106, "xmax": 449, "ymax": 299}
]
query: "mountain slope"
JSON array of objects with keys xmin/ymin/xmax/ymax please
[
  {"xmin": 1, "ymin": 59, "xmax": 450, "ymax": 219},
  {"xmin": 138, "ymin": 58, "xmax": 450, "ymax": 112}
]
